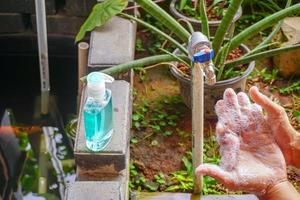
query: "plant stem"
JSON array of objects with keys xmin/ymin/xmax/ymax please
[
  {"xmin": 199, "ymin": 0, "xmax": 210, "ymax": 38},
  {"xmin": 225, "ymin": 44, "xmax": 300, "ymax": 68},
  {"xmin": 120, "ymin": 13, "xmax": 188, "ymax": 55},
  {"xmin": 228, "ymin": 3, "xmax": 300, "ymax": 52},
  {"xmin": 135, "ymin": 0, "xmax": 190, "ymax": 42},
  {"xmin": 253, "ymin": 0, "xmax": 292, "ymax": 51},
  {"xmin": 212, "ymin": 0, "xmax": 243, "ymax": 56},
  {"xmin": 80, "ymin": 54, "xmax": 190, "ymax": 82}
]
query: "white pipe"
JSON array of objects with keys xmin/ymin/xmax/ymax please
[
  {"xmin": 192, "ymin": 63, "xmax": 204, "ymax": 194},
  {"xmin": 35, "ymin": 0, "xmax": 50, "ymax": 115},
  {"xmin": 77, "ymin": 42, "xmax": 89, "ymax": 112}
]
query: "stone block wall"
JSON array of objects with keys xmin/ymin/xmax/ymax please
[{"xmin": 0, "ymin": 0, "xmax": 103, "ymax": 35}]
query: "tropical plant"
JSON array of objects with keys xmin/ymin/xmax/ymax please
[{"xmin": 76, "ymin": 0, "xmax": 300, "ymax": 82}]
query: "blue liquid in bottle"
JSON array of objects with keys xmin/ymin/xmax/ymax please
[{"xmin": 83, "ymin": 90, "xmax": 113, "ymax": 151}]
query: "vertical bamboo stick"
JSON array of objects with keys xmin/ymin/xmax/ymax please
[
  {"xmin": 77, "ymin": 42, "xmax": 89, "ymax": 111},
  {"xmin": 192, "ymin": 63, "xmax": 204, "ymax": 194}
]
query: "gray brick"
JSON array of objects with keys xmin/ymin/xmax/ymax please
[
  {"xmin": 31, "ymin": 12, "xmax": 85, "ymax": 35},
  {"xmin": 131, "ymin": 192, "xmax": 258, "ymax": 200},
  {"xmin": 65, "ymin": 0, "xmax": 97, "ymax": 17},
  {"xmin": 0, "ymin": 0, "xmax": 56, "ymax": 14},
  {"xmin": 74, "ymin": 81, "xmax": 131, "ymax": 177},
  {"xmin": 88, "ymin": 16, "xmax": 136, "ymax": 69},
  {"xmin": 0, "ymin": 13, "xmax": 27, "ymax": 33},
  {"xmin": 65, "ymin": 180, "xmax": 127, "ymax": 200}
]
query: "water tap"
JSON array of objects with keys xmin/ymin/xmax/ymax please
[{"xmin": 188, "ymin": 32, "xmax": 216, "ymax": 86}]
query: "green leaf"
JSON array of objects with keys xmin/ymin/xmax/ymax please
[
  {"xmin": 228, "ymin": 3, "xmax": 300, "ymax": 52},
  {"xmin": 133, "ymin": 113, "xmax": 142, "ymax": 121},
  {"xmin": 130, "ymin": 138, "xmax": 138, "ymax": 144},
  {"xmin": 135, "ymin": 0, "xmax": 190, "ymax": 42},
  {"xmin": 253, "ymin": 0, "xmax": 292, "ymax": 51},
  {"xmin": 121, "ymin": 13, "xmax": 188, "ymax": 55},
  {"xmin": 199, "ymin": 0, "xmax": 210, "ymax": 38},
  {"xmin": 212, "ymin": 0, "xmax": 243, "ymax": 56},
  {"xmin": 163, "ymin": 131, "xmax": 173, "ymax": 136},
  {"xmin": 75, "ymin": 0, "xmax": 128, "ymax": 42},
  {"xmin": 293, "ymin": 111, "xmax": 300, "ymax": 124},
  {"xmin": 182, "ymin": 156, "xmax": 193, "ymax": 177},
  {"xmin": 179, "ymin": 0, "xmax": 188, "ymax": 11},
  {"xmin": 225, "ymin": 44, "xmax": 300, "ymax": 69},
  {"xmin": 81, "ymin": 54, "xmax": 190, "ymax": 82},
  {"xmin": 165, "ymin": 185, "xmax": 180, "ymax": 192}
]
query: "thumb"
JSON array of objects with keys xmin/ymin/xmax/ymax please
[
  {"xmin": 196, "ymin": 164, "xmax": 235, "ymax": 187},
  {"xmin": 249, "ymin": 86, "xmax": 283, "ymax": 115}
]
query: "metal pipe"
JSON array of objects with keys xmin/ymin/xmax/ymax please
[{"xmin": 35, "ymin": 0, "xmax": 50, "ymax": 115}]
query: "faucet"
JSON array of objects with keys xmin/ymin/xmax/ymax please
[{"xmin": 188, "ymin": 32, "xmax": 216, "ymax": 86}]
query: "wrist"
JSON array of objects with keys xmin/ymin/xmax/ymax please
[{"xmin": 259, "ymin": 181, "xmax": 300, "ymax": 200}]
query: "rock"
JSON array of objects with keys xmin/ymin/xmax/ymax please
[
  {"xmin": 273, "ymin": 17, "xmax": 300, "ymax": 77},
  {"xmin": 0, "ymin": 13, "xmax": 27, "ymax": 33}
]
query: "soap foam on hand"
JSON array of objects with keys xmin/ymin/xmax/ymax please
[{"xmin": 196, "ymin": 88, "xmax": 287, "ymax": 195}]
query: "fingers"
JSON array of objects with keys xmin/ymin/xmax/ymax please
[
  {"xmin": 196, "ymin": 164, "xmax": 235, "ymax": 187},
  {"xmin": 216, "ymin": 126, "xmax": 240, "ymax": 171},
  {"xmin": 249, "ymin": 86, "xmax": 283, "ymax": 115},
  {"xmin": 223, "ymin": 88, "xmax": 240, "ymax": 113},
  {"xmin": 237, "ymin": 92, "xmax": 251, "ymax": 107}
]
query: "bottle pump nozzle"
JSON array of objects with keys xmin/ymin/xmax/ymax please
[{"xmin": 87, "ymin": 72, "xmax": 114, "ymax": 103}]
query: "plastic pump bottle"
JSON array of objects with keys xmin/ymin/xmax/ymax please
[{"xmin": 83, "ymin": 72, "xmax": 114, "ymax": 151}]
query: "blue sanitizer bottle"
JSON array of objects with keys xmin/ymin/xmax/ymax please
[{"xmin": 83, "ymin": 72, "xmax": 114, "ymax": 151}]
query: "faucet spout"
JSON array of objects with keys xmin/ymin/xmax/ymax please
[{"xmin": 188, "ymin": 32, "xmax": 216, "ymax": 86}]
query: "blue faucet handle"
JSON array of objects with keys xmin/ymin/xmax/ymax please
[{"xmin": 192, "ymin": 49, "xmax": 214, "ymax": 63}]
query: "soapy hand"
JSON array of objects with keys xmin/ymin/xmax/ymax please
[
  {"xmin": 249, "ymin": 86, "xmax": 300, "ymax": 167},
  {"xmin": 196, "ymin": 88, "xmax": 287, "ymax": 195}
]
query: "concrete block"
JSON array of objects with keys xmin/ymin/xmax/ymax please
[
  {"xmin": 65, "ymin": 180, "xmax": 127, "ymax": 200},
  {"xmin": 131, "ymin": 192, "xmax": 259, "ymax": 200},
  {"xmin": 88, "ymin": 16, "xmax": 136, "ymax": 69},
  {"xmin": 31, "ymin": 12, "xmax": 85, "ymax": 35},
  {"xmin": 0, "ymin": 13, "xmax": 27, "ymax": 33},
  {"xmin": 74, "ymin": 81, "xmax": 131, "ymax": 177},
  {"xmin": 0, "ymin": 0, "xmax": 56, "ymax": 14}
]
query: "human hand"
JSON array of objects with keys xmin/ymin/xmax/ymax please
[
  {"xmin": 196, "ymin": 88, "xmax": 287, "ymax": 195},
  {"xmin": 249, "ymin": 86, "xmax": 300, "ymax": 167}
]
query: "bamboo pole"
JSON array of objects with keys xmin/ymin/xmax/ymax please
[
  {"xmin": 77, "ymin": 42, "xmax": 89, "ymax": 111},
  {"xmin": 192, "ymin": 63, "xmax": 204, "ymax": 194}
]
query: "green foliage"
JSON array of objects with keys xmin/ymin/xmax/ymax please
[
  {"xmin": 280, "ymin": 80, "xmax": 300, "ymax": 94},
  {"xmin": 75, "ymin": 0, "xmax": 128, "ymax": 41},
  {"xmin": 136, "ymin": 38, "xmax": 146, "ymax": 52},
  {"xmin": 131, "ymin": 96, "xmax": 184, "ymax": 139},
  {"xmin": 248, "ymin": 67, "xmax": 279, "ymax": 85},
  {"xmin": 212, "ymin": 0, "xmax": 243, "ymax": 57},
  {"xmin": 199, "ymin": 0, "xmax": 210, "ymax": 38},
  {"xmin": 293, "ymin": 111, "xmax": 300, "ymax": 125}
]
